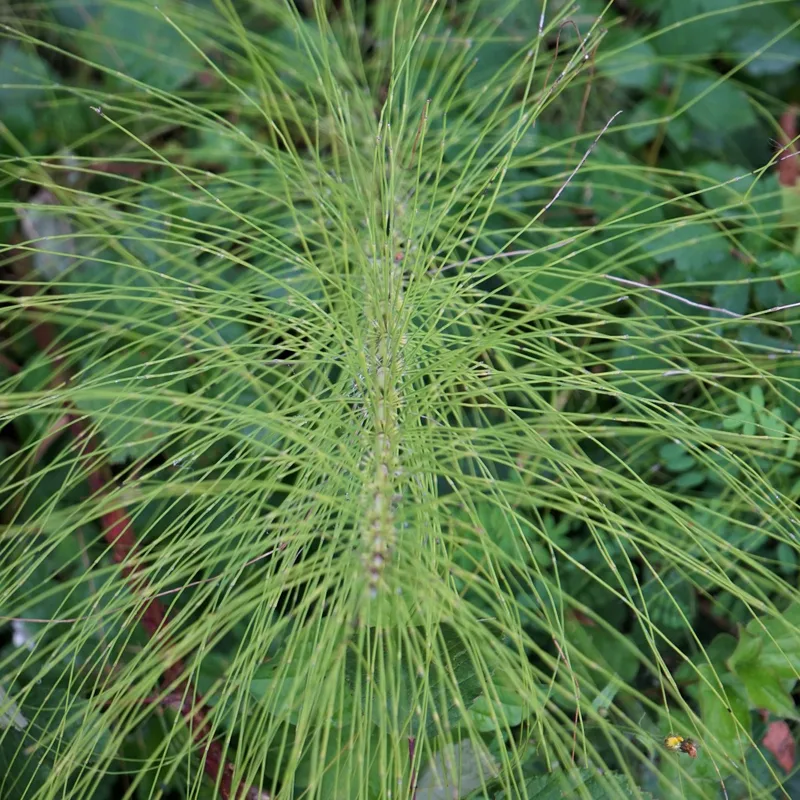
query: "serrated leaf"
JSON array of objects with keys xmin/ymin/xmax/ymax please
[
  {"xmin": 727, "ymin": 630, "xmax": 763, "ymax": 672},
  {"xmin": 741, "ymin": 603, "xmax": 800, "ymax": 679},
  {"xmin": 694, "ymin": 162, "xmax": 756, "ymax": 217},
  {"xmin": 513, "ymin": 769, "xmax": 652, "ymax": 800},
  {"xmin": 737, "ymin": 663, "xmax": 797, "ymax": 719},
  {"xmin": 772, "ymin": 251, "xmax": 800, "ymax": 294},
  {"xmin": 757, "ymin": 408, "xmax": 786, "ymax": 438},
  {"xmin": 696, "ymin": 667, "xmax": 751, "ymax": 757},
  {"xmin": 643, "ymin": 570, "xmax": 696, "ymax": 630},
  {"xmin": 642, "ymin": 220, "xmax": 728, "ymax": 279}
]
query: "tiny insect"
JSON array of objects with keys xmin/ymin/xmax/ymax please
[{"xmin": 664, "ymin": 734, "xmax": 698, "ymax": 758}]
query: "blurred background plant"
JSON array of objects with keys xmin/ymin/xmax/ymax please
[{"xmin": 1, "ymin": 0, "xmax": 800, "ymax": 798}]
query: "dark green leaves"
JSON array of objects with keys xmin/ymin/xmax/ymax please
[
  {"xmin": 0, "ymin": 44, "xmax": 55, "ymax": 151},
  {"xmin": 416, "ymin": 739, "xmax": 499, "ymax": 799},
  {"xmin": 0, "ymin": 684, "xmax": 111, "ymax": 800},
  {"xmin": 672, "ymin": 604, "xmax": 800, "ymax": 780},
  {"xmin": 598, "ymin": 33, "xmax": 660, "ymax": 91},
  {"xmin": 515, "ymin": 769, "xmax": 652, "ymax": 800},
  {"xmin": 74, "ymin": 348, "xmax": 188, "ymax": 463},
  {"xmin": 729, "ymin": 602, "xmax": 800, "ymax": 681},
  {"xmin": 677, "ymin": 76, "xmax": 757, "ymax": 134},
  {"xmin": 653, "ymin": 0, "xmax": 743, "ymax": 57},
  {"xmin": 695, "ymin": 665, "xmax": 751, "ymax": 761},
  {"xmin": 81, "ymin": 5, "xmax": 203, "ymax": 90},
  {"xmin": 642, "ymin": 220, "xmax": 728, "ymax": 279}
]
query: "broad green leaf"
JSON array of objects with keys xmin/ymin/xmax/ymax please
[
  {"xmin": 694, "ymin": 162, "xmax": 755, "ymax": 217},
  {"xmin": 711, "ymin": 270, "xmax": 750, "ymax": 318},
  {"xmin": 654, "ymin": 0, "xmax": 736, "ymax": 57},
  {"xmin": 564, "ymin": 617, "xmax": 639, "ymax": 685},
  {"xmin": 476, "ymin": 502, "xmax": 532, "ymax": 562},
  {"xmin": 515, "ymin": 769, "xmax": 652, "ymax": 799},
  {"xmin": 259, "ymin": 259, "xmax": 325, "ymax": 317},
  {"xmin": 736, "ymin": 663, "xmax": 797, "ymax": 719},
  {"xmin": 17, "ymin": 202, "xmax": 79, "ymax": 280},
  {"xmin": 0, "ymin": 44, "xmax": 54, "ymax": 149},
  {"xmin": 696, "ymin": 161, "xmax": 783, "ymax": 235},
  {"xmin": 0, "ymin": 44, "xmax": 52, "ymax": 107},
  {"xmin": 0, "ymin": 683, "xmax": 112, "ymax": 800},
  {"xmin": 85, "ymin": 5, "xmax": 202, "ymax": 90},
  {"xmin": 463, "ymin": 40, "xmax": 521, "ymax": 90},
  {"xmin": 343, "ymin": 624, "xmax": 487, "ymax": 738},
  {"xmin": 287, "ymin": 722, "xmax": 386, "ymax": 796},
  {"xmin": 50, "ymin": 0, "xmax": 102, "ymax": 29},
  {"xmin": 660, "ymin": 442, "xmax": 696, "ymax": 472},
  {"xmin": 740, "ymin": 603, "xmax": 800, "ymax": 679},
  {"xmin": 73, "ymin": 348, "xmax": 188, "ymax": 463},
  {"xmin": 678, "ymin": 77, "xmax": 757, "ymax": 133},
  {"xmin": 696, "ymin": 667, "xmax": 751, "ymax": 759},
  {"xmin": 757, "ymin": 408, "xmax": 786, "ymax": 438},
  {"xmin": 591, "ymin": 678, "xmax": 623, "ymax": 715},
  {"xmin": 734, "ymin": 29, "xmax": 800, "ymax": 76},
  {"xmin": 675, "ymin": 470, "xmax": 706, "ymax": 489},
  {"xmin": 582, "ymin": 146, "xmax": 665, "ymax": 225},
  {"xmin": 598, "ymin": 36, "xmax": 660, "ymax": 90},
  {"xmin": 772, "ymin": 251, "xmax": 800, "ymax": 294},
  {"xmin": 642, "ymin": 220, "xmax": 728, "ymax": 279},
  {"xmin": 695, "ymin": 633, "xmax": 738, "ymax": 678},
  {"xmin": 468, "ymin": 685, "xmax": 531, "ymax": 732},
  {"xmin": 415, "ymin": 738, "xmax": 499, "ymax": 799},
  {"xmin": 642, "ymin": 570, "xmax": 696, "ymax": 630}
]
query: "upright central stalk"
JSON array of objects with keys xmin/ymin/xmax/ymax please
[{"xmin": 361, "ymin": 240, "xmax": 407, "ymax": 598}]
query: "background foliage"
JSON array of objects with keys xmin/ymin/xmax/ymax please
[{"xmin": 1, "ymin": 0, "xmax": 800, "ymax": 798}]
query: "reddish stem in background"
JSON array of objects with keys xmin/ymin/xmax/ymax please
[
  {"xmin": 33, "ymin": 413, "xmax": 73, "ymax": 464},
  {"xmin": 406, "ymin": 99, "xmax": 430, "ymax": 171},
  {"xmin": 541, "ymin": 19, "xmax": 590, "ymax": 102},
  {"xmin": 777, "ymin": 106, "xmax": 798, "ymax": 188},
  {"xmin": 18, "ymin": 270, "xmax": 264, "ymax": 800},
  {"xmin": 0, "ymin": 351, "xmax": 21, "ymax": 373},
  {"xmin": 552, "ymin": 637, "xmax": 580, "ymax": 764},
  {"xmin": 569, "ymin": 43, "xmax": 599, "ymax": 163}
]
